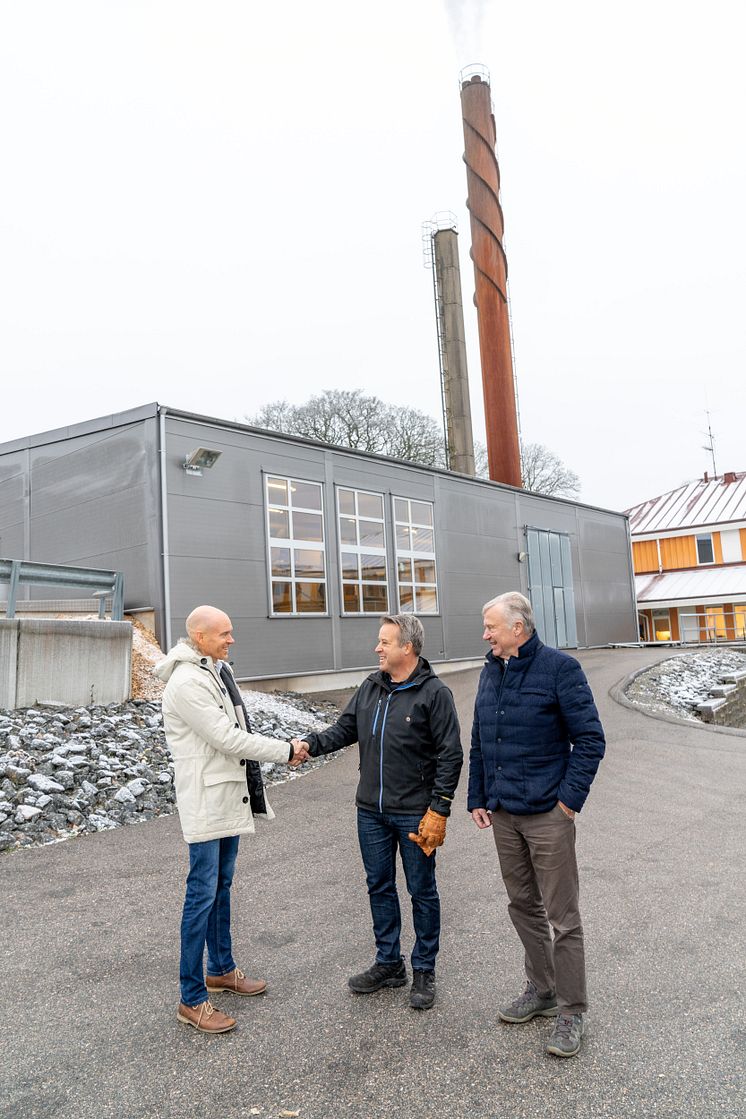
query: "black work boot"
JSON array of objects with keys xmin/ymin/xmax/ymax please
[
  {"xmin": 409, "ymin": 969, "xmax": 436, "ymax": 1010},
  {"xmin": 348, "ymin": 959, "xmax": 407, "ymax": 993}
]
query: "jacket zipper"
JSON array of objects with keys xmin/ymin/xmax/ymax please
[
  {"xmin": 378, "ymin": 681, "xmax": 417, "ymax": 813},
  {"xmin": 372, "ymin": 698, "xmax": 382, "ymax": 737}
]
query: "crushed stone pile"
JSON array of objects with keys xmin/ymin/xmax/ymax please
[
  {"xmin": 0, "ymin": 690, "xmax": 341, "ymax": 854},
  {"xmin": 625, "ymin": 648, "xmax": 746, "ymax": 722}
]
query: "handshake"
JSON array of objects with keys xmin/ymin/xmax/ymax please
[{"xmin": 288, "ymin": 738, "xmax": 311, "ymax": 768}]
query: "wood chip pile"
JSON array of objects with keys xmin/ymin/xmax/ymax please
[{"xmin": 130, "ymin": 618, "xmax": 166, "ymax": 701}]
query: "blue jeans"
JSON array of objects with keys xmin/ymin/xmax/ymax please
[
  {"xmin": 356, "ymin": 808, "xmax": 440, "ymax": 972},
  {"xmin": 179, "ymin": 835, "xmax": 240, "ymax": 1006}
]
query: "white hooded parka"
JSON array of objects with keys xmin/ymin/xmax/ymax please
[{"xmin": 154, "ymin": 642, "xmax": 290, "ymax": 843}]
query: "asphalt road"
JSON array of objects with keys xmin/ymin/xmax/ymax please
[{"xmin": 1, "ymin": 648, "xmax": 744, "ymax": 1119}]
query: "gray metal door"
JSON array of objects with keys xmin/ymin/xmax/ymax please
[{"xmin": 525, "ymin": 528, "xmax": 577, "ymax": 649}]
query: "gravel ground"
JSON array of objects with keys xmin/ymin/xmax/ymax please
[{"xmin": 0, "ymin": 690, "xmax": 341, "ymax": 853}]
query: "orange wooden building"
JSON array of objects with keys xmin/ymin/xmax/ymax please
[{"xmin": 626, "ymin": 471, "xmax": 746, "ymax": 643}]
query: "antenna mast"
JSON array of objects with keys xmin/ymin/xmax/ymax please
[{"xmin": 701, "ymin": 411, "xmax": 718, "ymax": 478}]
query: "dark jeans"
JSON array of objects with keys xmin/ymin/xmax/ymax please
[
  {"xmin": 491, "ymin": 804, "xmax": 587, "ymax": 1014},
  {"xmin": 179, "ymin": 835, "xmax": 240, "ymax": 1006},
  {"xmin": 357, "ymin": 807, "xmax": 440, "ymax": 972}
]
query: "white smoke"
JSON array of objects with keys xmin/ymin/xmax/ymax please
[{"xmin": 443, "ymin": 0, "xmax": 489, "ymax": 63}]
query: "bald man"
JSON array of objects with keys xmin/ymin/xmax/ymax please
[{"xmin": 155, "ymin": 606, "xmax": 309, "ymax": 1033}]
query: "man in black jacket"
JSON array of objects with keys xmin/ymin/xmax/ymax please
[{"xmin": 294, "ymin": 614, "xmax": 463, "ymax": 1010}]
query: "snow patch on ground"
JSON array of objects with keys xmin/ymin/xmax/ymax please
[{"xmin": 625, "ymin": 649, "xmax": 746, "ymax": 722}]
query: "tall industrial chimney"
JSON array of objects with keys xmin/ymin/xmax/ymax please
[
  {"xmin": 460, "ymin": 67, "xmax": 522, "ymax": 488},
  {"xmin": 424, "ymin": 213, "xmax": 476, "ymax": 475}
]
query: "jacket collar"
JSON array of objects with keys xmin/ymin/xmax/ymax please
[
  {"xmin": 369, "ymin": 656, "xmax": 435, "ymax": 693},
  {"xmin": 484, "ymin": 630, "xmax": 543, "ymax": 670}
]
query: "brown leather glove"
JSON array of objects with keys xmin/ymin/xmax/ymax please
[{"xmin": 408, "ymin": 808, "xmax": 447, "ymax": 857}]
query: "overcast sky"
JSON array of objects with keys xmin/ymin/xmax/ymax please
[{"xmin": 1, "ymin": 0, "xmax": 743, "ymax": 512}]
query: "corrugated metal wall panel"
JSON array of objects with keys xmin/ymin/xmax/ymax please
[
  {"xmin": 30, "ymin": 486, "xmax": 152, "ymax": 561},
  {"xmin": 233, "ymin": 617, "xmax": 335, "ymax": 677},
  {"xmin": 31, "ymin": 430, "xmax": 148, "ymax": 516},
  {"xmin": 518, "ymin": 496, "xmax": 582, "ymax": 534},
  {"xmin": 440, "ymin": 531, "xmax": 516, "ymax": 576},
  {"xmin": 584, "ymin": 602, "xmax": 638, "ymax": 646},
  {"xmin": 330, "ymin": 456, "xmax": 436, "ymax": 499},
  {"xmin": 168, "ymin": 556, "xmax": 269, "ymax": 621},
  {"xmin": 0, "ymin": 455, "xmax": 28, "ymax": 551},
  {"xmin": 0, "ymin": 420, "xmax": 161, "ymax": 614},
  {"xmin": 168, "ymin": 494, "xmax": 264, "ymax": 562}
]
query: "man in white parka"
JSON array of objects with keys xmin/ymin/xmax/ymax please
[{"xmin": 155, "ymin": 605, "xmax": 309, "ymax": 1034}]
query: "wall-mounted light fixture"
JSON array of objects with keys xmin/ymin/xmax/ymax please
[
  {"xmin": 517, "ymin": 551, "xmax": 528, "ymax": 563},
  {"xmin": 183, "ymin": 447, "xmax": 222, "ymax": 476}
]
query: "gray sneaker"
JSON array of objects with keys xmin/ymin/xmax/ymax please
[
  {"xmin": 546, "ymin": 1013, "xmax": 585, "ymax": 1057},
  {"xmin": 498, "ymin": 980, "xmax": 558, "ymax": 1023}
]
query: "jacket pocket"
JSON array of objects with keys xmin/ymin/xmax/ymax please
[
  {"xmin": 201, "ymin": 772, "xmax": 246, "ymax": 824},
  {"xmin": 520, "ymin": 689, "xmax": 555, "ymax": 702},
  {"xmin": 522, "ymin": 754, "xmax": 563, "ymax": 808},
  {"xmin": 204, "ymin": 770, "xmax": 243, "ymax": 787}
]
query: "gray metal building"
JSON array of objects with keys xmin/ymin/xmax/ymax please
[{"xmin": 0, "ymin": 403, "xmax": 637, "ymax": 681}]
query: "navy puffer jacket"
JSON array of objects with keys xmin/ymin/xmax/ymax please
[{"xmin": 468, "ymin": 632, "xmax": 605, "ymax": 815}]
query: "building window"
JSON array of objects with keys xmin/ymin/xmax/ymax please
[
  {"xmin": 652, "ymin": 610, "xmax": 671, "ymax": 641},
  {"xmin": 696, "ymin": 533, "xmax": 715, "ymax": 565},
  {"xmin": 265, "ymin": 475, "xmax": 327, "ymax": 615},
  {"xmin": 336, "ymin": 488, "xmax": 389, "ymax": 615},
  {"xmin": 735, "ymin": 606, "xmax": 746, "ymax": 640},
  {"xmin": 393, "ymin": 497, "xmax": 438, "ymax": 614}
]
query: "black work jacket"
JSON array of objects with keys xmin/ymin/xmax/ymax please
[{"xmin": 303, "ymin": 658, "xmax": 463, "ymax": 817}]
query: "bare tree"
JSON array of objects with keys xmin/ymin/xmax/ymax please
[
  {"xmin": 249, "ymin": 390, "xmax": 447, "ymax": 467},
  {"xmin": 250, "ymin": 396, "xmax": 579, "ymax": 497},
  {"xmin": 472, "ymin": 439, "xmax": 580, "ymax": 497},
  {"xmin": 384, "ymin": 405, "xmax": 447, "ymax": 467},
  {"xmin": 473, "ymin": 440, "xmax": 489, "ymax": 479},
  {"xmin": 520, "ymin": 441, "xmax": 580, "ymax": 498}
]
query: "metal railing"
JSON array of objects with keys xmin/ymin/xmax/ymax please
[
  {"xmin": 0, "ymin": 559, "xmax": 124, "ymax": 621},
  {"xmin": 678, "ymin": 610, "xmax": 746, "ymax": 643}
]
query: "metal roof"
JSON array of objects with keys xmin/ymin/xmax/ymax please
[
  {"xmin": 635, "ymin": 565, "xmax": 746, "ymax": 604},
  {"xmin": 626, "ymin": 472, "xmax": 746, "ymax": 534}
]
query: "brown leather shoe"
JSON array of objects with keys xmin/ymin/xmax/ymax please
[
  {"xmin": 177, "ymin": 1000, "xmax": 236, "ymax": 1033},
  {"xmin": 205, "ymin": 967, "xmax": 267, "ymax": 997}
]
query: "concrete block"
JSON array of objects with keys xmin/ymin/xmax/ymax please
[
  {"xmin": 0, "ymin": 620, "xmax": 19, "ymax": 709},
  {"xmin": 696, "ymin": 697, "xmax": 727, "ymax": 723},
  {"xmin": 15, "ymin": 619, "xmax": 132, "ymax": 708}
]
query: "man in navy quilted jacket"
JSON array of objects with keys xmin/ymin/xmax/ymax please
[{"xmin": 469, "ymin": 591, "xmax": 605, "ymax": 1058}]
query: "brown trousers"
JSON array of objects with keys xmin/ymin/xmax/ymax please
[{"xmin": 491, "ymin": 803, "xmax": 587, "ymax": 1014}]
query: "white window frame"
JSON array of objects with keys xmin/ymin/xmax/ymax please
[
  {"xmin": 393, "ymin": 496, "xmax": 439, "ymax": 615},
  {"xmin": 695, "ymin": 533, "xmax": 715, "ymax": 566},
  {"xmin": 335, "ymin": 486, "xmax": 390, "ymax": 616},
  {"xmin": 264, "ymin": 474, "xmax": 328, "ymax": 617}
]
